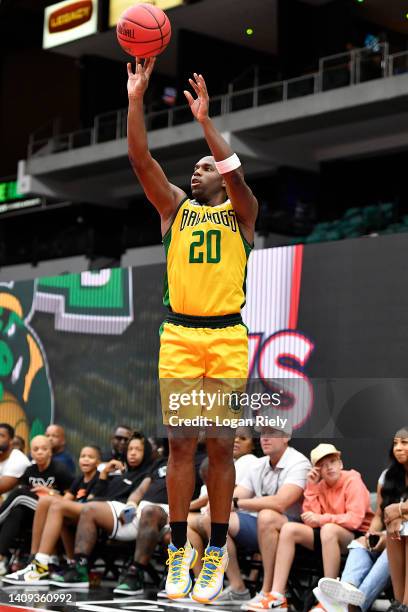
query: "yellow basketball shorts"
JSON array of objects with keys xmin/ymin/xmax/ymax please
[{"xmin": 159, "ymin": 313, "xmax": 248, "ymax": 426}]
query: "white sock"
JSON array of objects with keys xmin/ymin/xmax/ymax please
[
  {"xmin": 271, "ymin": 591, "xmax": 285, "ymax": 599},
  {"xmin": 35, "ymin": 553, "xmax": 50, "ymax": 567}
]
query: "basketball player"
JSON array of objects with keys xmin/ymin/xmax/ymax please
[{"xmin": 127, "ymin": 57, "xmax": 258, "ymax": 603}]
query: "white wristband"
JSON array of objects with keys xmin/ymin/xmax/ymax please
[{"xmin": 214, "ymin": 153, "xmax": 241, "ymax": 174}]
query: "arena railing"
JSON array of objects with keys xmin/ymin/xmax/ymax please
[{"xmin": 28, "ymin": 43, "xmax": 408, "ymax": 159}]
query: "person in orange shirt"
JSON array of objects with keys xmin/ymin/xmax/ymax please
[{"xmin": 247, "ymin": 444, "xmax": 374, "ymax": 612}]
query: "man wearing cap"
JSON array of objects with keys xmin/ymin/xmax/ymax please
[
  {"xmin": 211, "ymin": 425, "xmax": 310, "ymax": 606},
  {"xmin": 248, "ymin": 443, "xmax": 373, "ymax": 612}
]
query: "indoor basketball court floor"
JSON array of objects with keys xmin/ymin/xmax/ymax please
[{"xmin": 0, "ymin": 585, "xmax": 236, "ymax": 612}]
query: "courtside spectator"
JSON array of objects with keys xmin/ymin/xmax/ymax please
[
  {"xmin": 0, "ymin": 423, "xmax": 30, "ymax": 495},
  {"xmin": 317, "ymin": 459, "xmax": 393, "ymax": 612},
  {"xmin": 216, "ymin": 426, "xmax": 310, "ymax": 606},
  {"xmin": 3, "ymin": 445, "xmax": 101, "ymax": 585},
  {"xmin": 250, "ymin": 443, "xmax": 373, "ymax": 612},
  {"xmin": 45, "ymin": 425, "xmax": 76, "ymax": 475},
  {"xmin": 379, "ymin": 427, "xmax": 408, "ymax": 610},
  {"xmin": 51, "ymin": 433, "xmax": 154, "ymax": 587},
  {"xmin": 101, "ymin": 425, "xmax": 133, "ymax": 463},
  {"xmin": 112, "ymin": 443, "xmax": 170, "ymax": 595},
  {"xmin": 0, "ymin": 435, "xmax": 73, "ymax": 576}
]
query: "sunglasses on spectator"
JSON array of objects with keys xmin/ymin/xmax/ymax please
[{"xmin": 114, "ymin": 435, "xmax": 131, "ymax": 442}]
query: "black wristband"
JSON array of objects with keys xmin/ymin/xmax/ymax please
[{"xmin": 233, "ymin": 497, "xmax": 239, "ymax": 510}]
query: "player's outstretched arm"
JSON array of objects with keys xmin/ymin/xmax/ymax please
[
  {"xmin": 184, "ymin": 73, "xmax": 258, "ymax": 242},
  {"xmin": 127, "ymin": 58, "xmax": 185, "ymax": 228}
]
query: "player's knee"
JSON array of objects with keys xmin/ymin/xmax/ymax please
[{"xmin": 169, "ymin": 438, "xmax": 196, "ymax": 462}]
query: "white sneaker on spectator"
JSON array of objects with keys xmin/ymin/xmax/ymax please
[
  {"xmin": 214, "ymin": 585, "xmax": 251, "ymax": 606},
  {"xmin": 2, "ymin": 561, "xmax": 49, "ymax": 586},
  {"xmin": 318, "ymin": 578, "xmax": 365, "ymax": 607},
  {"xmin": 241, "ymin": 592, "xmax": 265, "ymax": 611},
  {"xmin": 246, "ymin": 591, "xmax": 288, "ymax": 611},
  {"xmin": 312, "ymin": 586, "xmax": 349, "ymax": 612}
]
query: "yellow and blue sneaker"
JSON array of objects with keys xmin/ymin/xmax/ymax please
[
  {"xmin": 191, "ymin": 544, "xmax": 229, "ymax": 603},
  {"xmin": 165, "ymin": 541, "xmax": 198, "ymax": 599}
]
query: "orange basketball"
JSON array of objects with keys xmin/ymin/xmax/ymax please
[{"xmin": 116, "ymin": 3, "xmax": 171, "ymax": 58}]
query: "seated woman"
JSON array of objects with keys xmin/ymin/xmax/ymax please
[
  {"xmin": 4, "ymin": 433, "xmax": 153, "ymax": 585},
  {"xmin": 378, "ymin": 426, "xmax": 408, "ymax": 612},
  {"xmin": 3, "ymin": 444, "xmax": 101, "ymax": 584},
  {"xmin": 248, "ymin": 443, "xmax": 374, "ymax": 612},
  {"xmin": 0, "ymin": 435, "xmax": 74, "ymax": 576}
]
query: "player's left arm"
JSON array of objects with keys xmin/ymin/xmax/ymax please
[{"xmin": 185, "ymin": 73, "xmax": 258, "ymax": 243}]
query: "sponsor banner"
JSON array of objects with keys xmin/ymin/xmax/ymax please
[
  {"xmin": 43, "ymin": 0, "xmax": 98, "ymax": 49},
  {"xmin": 109, "ymin": 0, "xmax": 183, "ymax": 28}
]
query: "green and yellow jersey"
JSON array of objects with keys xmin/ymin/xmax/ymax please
[{"xmin": 162, "ymin": 198, "xmax": 253, "ymax": 317}]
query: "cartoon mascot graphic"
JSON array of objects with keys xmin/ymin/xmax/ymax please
[{"xmin": 0, "ymin": 281, "xmax": 53, "ymax": 448}]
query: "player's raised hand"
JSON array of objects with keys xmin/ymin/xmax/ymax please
[
  {"xmin": 184, "ymin": 73, "xmax": 209, "ymax": 123},
  {"xmin": 127, "ymin": 57, "xmax": 156, "ymax": 100}
]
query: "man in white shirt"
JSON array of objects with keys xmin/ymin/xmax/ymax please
[
  {"xmin": 216, "ymin": 425, "xmax": 311, "ymax": 606},
  {"xmin": 0, "ymin": 423, "xmax": 30, "ymax": 494}
]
